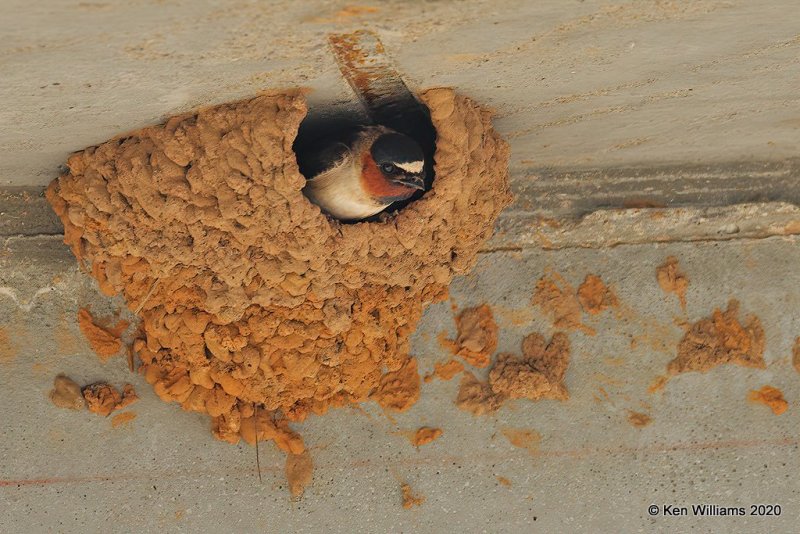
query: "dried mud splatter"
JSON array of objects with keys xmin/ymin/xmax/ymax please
[
  {"xmin": 401, "ymin": 482, "xmax": 425, "ymax": 509},
  {"xmin": 456, "ymin": 330, "xmax": 570, "ymax": 414},
  {"xmin": 532, "ymin": 272, "xmax": 594, "ymax": 334},
  {"xmin": 793, "ymin": 337, "xmax": 800, "ymax": 374},
  {"xmin": 111, "ymin": 411, "xmax": 137, "ymax": 428},
  {"xmin": 82, "ymin": 383, "xmax": 139, "ymax": 416},
  {"xmin": 447, "ymin": 304, "xmax": 499, "ymax": 368},
  {"xmin": 370, "ymin": 358, "xmax": 421, "ymax": 412},
  {"xmin": 489, "ymin": 332, "xmax": 570, "ymax": 401},
  {"xmin": 77, "ymin": 308, "xmax": 128, "ymax": 361},
  {"xmin": 626, "ymin": 411, "xmax": 652, "ymax": 427},
  {"xmin": 455, "ymin": 372, "xmax": 506, "ymax": 416},
  {"xmin": 286, "ymin": 451, "xmax": 313, "ymax": 499},
  {"xmin": 577, "ymin": 274, "xmax": 618, "ymax": 315},
  {"xmin": 0, "ymin": 327, "xmax": 18, "ymax": 363},
  {"xmin": 49, "ymin": 374, "xmax": 85, "ymax": 410},
  {"xmin": 501, "ymin": 428, "xmax": 541, "ymax": 454},
  {"xmin": 647, "ymin": 375, "xmax": 669, "ymax": 394},
  {"xmin": 748, "ymin": 386, "xmax": 788, "ymax": 415},
  {"xmin": 423, "ymin": 359, "xmax": 464, "ymax": 382},
  {"xmin": 667, "ymin": 300, "xmax": 765, "ymax": 375},
  {"xmin": 656, "ymin": 256, "xmax": 689, "ymax": 311},
  {"xmin": 410, "ymin": 427, "xmax": 443, "ymax": 446}
]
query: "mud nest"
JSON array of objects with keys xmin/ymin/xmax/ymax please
[{"xmin": 46, "ymin": 88, "xmax": 512, "ymax": 451}]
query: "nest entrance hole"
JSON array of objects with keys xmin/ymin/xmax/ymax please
[{"xmin": 292, "ymin": 96, "xmax": 438, "ymax": 221}]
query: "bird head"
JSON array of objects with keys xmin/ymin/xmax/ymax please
[{"xmin": 361, "ymin": 132, "xmax": 426, "ymax": 203}]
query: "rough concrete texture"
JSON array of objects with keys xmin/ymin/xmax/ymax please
[
  {"xmin": 1, "ymin": 0, "xmax": 799, "ymax": 186},
  {"xmin": 1, "ymin": 235, "xmax": 799, "ymax": 532},
  {"xmin": 2, "ymin": 1, "xmax": 800, "ymax": 533}
]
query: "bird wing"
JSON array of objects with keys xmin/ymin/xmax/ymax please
[
  {"xmin": 297, "ymin": 123, "xmax": 374, "ymax": 181},
  {"xmin": 298, "ymin": 141, "xmax": 349, "ymax": 180}
]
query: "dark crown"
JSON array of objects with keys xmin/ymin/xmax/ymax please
[{"xmin": 370, "ymin": 133, "xmax": 424, "ymax": 165}]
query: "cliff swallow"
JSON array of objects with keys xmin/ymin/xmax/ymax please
[{"xmin": 300, "ymin": 126, "xmax": 426, "ymax": 221}]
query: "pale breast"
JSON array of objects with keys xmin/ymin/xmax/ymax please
[{"xmin": 303, "ymin": 158, "xmax": 387, "ymax": 221}]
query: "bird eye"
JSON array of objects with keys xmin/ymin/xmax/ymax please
[{"xmin": 380, "ymin": 163, "xmax": 396, "ymax": 174}]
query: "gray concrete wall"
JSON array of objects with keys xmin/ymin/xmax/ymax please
[
  {"xmin": 1, "ymin": 1, "xmax": 799, "ymax": 533},
  {"xmin": 2, "ymin": 0, "xmax": 799, "ymax": 186},
  {"xmin": 1, "ymin": 234, "xmax": 799, "ymax": 532}
]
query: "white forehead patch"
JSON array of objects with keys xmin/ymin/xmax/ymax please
[{"xmin": 395, "ymin": 161, "xmax": 424, "ymax": 173}]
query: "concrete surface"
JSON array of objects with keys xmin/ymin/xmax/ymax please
[
  {"xmin": 2, "ymin": 1, "xmax": 800, "ymax": 533},
  {"xmin": 2, "ymin": 0, "xmax": 799, "ymax": 187},
  {"xmin": 1, "ymin": 234, "xmax": 799, "ymax": 533}
]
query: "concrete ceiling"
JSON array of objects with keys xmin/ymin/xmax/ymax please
[{"xmin": 2, "ymin": 0, "xmax": 799, "ymax": 187}]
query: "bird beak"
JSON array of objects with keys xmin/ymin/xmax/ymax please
[{"xmin": 395, "ymin": 174, "xmax": 426, "ymax": 191}]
